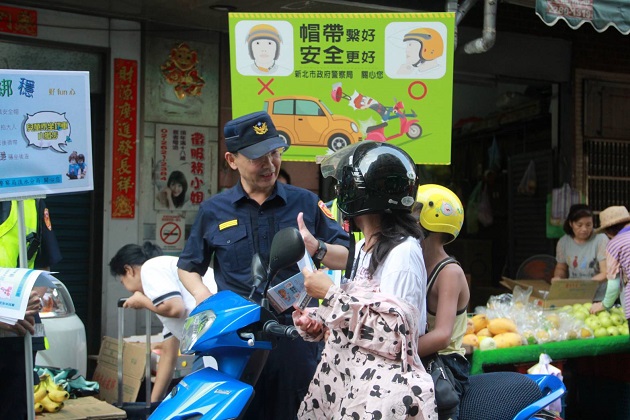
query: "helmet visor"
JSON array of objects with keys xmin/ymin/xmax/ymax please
[
  {"xmin": 334, "ymin": 165, "xmax": 363, "ymax": 216},
  {"xmin": 320, "ymin": 143, "xmax": 366, "ymax": 181}
]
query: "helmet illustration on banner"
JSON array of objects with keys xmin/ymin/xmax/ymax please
[
  {"xmin": 415, "ymin": 184, "xmax": 464, "ymax": 244},
  {"xmin": 403, "ymin": 28, "xmax": 444, "ymax": 63},
  {"xmin": 247, "ymin": 24, "xmax": 282, "ymax": 60}
]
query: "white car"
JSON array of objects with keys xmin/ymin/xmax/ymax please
[{"xmin": 36, "ymin": 279, "xmax": 88, "ymax": 378}]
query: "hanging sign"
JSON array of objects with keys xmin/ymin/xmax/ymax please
[
  {"xmin": 0, "ymin": 70, "xmax": 93, "ymax": 199},
  {"xmin": 229, "ymin": 12, "xmax": 455, "ymax": 164},
  {"xmin": 0, "ymin": 5, "xmax": 37, "ymax": 37},
  {"xmin": 111, "ymin": 59, "xmax": 138, "ymax": 218}
]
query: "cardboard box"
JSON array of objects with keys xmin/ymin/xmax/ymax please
[
  {"xmin": 35, "ymin": 396, "xmax": 126, "ymax": 419},
  {"xmin": 92, "ymin": 336, "xmax": 147, "ymax": 404},
  {"xmin": 500, "ymin": 277, "xmax": 601, "ymax": 309}
]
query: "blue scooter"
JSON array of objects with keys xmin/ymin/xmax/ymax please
[
  {"xmin": 149, "ymin": 226, "xmax": 566, "ymax": 420},
  {"xmin": 149, "ymin": 227, "xmax": 305, "ymax": 420}
]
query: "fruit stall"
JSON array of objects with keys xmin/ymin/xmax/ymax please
[
  {"xmin": 465, "ymin": 288, "xmax": 630, "ymax": 419},
  {"xmin": 469, "ymin": 334, "xmax": 630, "ymax": 375}
]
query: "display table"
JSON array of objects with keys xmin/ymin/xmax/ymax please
[
  {"xmin": 470, "ymin": 335, "xmax": 630, "ymax": 375},
  {"xmin": 35, "ymin": 396, "xmax": 126, "ymax": 419}
]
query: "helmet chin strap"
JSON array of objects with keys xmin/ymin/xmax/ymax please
[
  {"xmin": 256, "ymin": 60, "xmax": 276, "ymax": 73},
  {"xmin": 412, "ymin": 57, "xmax": 426, "ymax": 68},
  {"xmin": 343, "ymin": 231, "xmax": 355, "ymax": 281}
]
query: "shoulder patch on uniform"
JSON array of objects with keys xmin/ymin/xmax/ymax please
[
  {"xmin": 318, "ymin": 200, "xmax": 335, "ymax": 220},
  {"xmin": 43, "ymin": 208, "xmax": 52, "ymax": 231},
  {"xmin": 219, "ymin": 219, "xmax": 238, "ymax": 230}
]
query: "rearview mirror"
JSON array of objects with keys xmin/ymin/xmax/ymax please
[
  {"xmin": 249, "ymin": 254, "xmax": 267, "ymax": 299},
  {"xmin": 267, "ymin": 227, "xmax": 305, "ymax": 282}
]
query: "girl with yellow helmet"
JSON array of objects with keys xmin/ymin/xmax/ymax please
[{"xmin": 415, "ymin": 183, "xmax": 470, "ymax": 420}]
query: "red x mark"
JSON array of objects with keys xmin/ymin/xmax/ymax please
[{"xmin": 257, "ymin": 78, "xmax": 275, "ymax": 95}]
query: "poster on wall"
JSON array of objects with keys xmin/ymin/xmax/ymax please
[
  {"xmin": 154, "ymin": 123, "xmax": 210, "ymax": 211},
  {"xmin": 0, "ymin": 69, "xmax": 93, "ymax": 199},
  {"xmin": 229, "ymin": 12, "xmax": 455, "ymax": 164}
]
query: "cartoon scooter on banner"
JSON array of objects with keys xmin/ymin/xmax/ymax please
[{"xmin": 331, "ymin": 82, "xmax": 422, "ymax": 141}]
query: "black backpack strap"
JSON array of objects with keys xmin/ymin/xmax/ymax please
[{"xmin": 426, "ymin": 257, "xmax": 460, "ymax": 294}]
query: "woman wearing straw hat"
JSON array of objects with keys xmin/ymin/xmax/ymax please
[{"xmin": 590, "ymin": 206, "xmax": 630, "ymax": 327}]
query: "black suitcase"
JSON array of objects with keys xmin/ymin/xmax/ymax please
[{"xmin": 115, "ymin": 298, "xmax": 159, "ymax": 419}]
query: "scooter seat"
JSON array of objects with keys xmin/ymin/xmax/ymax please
[
  {"xmin": 366, "ymin": 122, "xmax": 388, "ymax": 132},
  {"xmin": 459, "ymin": 372, "xmax": 542, "ymax": 420}
]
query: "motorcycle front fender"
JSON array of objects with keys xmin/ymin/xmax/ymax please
[{"xmin": 149, "ymin": 368, "xmax": 254, "ymax": 420}]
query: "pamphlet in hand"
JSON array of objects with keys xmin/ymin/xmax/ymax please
[
  {"xmin": 0, "ymin": 268, "xmax": 56, "ymax": 325},
  {"xmin": 267, "ymin": 248, "xmax": 315, "ymax": 314}
]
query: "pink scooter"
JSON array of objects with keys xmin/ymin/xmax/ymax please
[{"xmin": 365, "ymin": 101, "xmax": 422, "ymax": 142}]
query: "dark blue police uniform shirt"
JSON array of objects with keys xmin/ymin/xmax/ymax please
[
  {"xmin": 177, "ymin": 181, "xmax": 349, "ymax": 301},
  {"xmin": 34, "ymin": 199, "xmax": 62, "ymax": 268}
]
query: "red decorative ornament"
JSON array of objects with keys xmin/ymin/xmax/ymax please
[{"xmin": 160, "ymin": 43, "xmax": 206, "ymax": 100}]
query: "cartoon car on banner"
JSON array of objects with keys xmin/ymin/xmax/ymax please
[{"xmin": 263, "ymin": 95, "xmax": 362, "ymax": 151}]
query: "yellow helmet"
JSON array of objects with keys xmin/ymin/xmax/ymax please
[
  {"xmin": 415, "ymin": 184, "xmax": 464, "ymax": 244},
  {"xmin": 247, "ymin": 24, "xmax": 282, "ymax": 60},
  {"xmin": 403, "ymin": 28, "xmax": 444, "ymax": 62}
]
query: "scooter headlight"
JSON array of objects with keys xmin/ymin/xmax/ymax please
[
  {"xmin": 351, "ymin": 122, "xmax": 358, "ymax": 133},
  {"xmin": 180, "ymin": 309, "xmax": 216, "ymax": 354}
]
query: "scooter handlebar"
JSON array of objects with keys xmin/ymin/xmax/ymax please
[{"xmin": 263, "ymin": 320, "xmax": 300, "ymax": 339}]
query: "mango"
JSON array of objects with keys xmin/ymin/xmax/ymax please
[
  {"xmin": 477, "ymin": 327, "xmax": 492, "ymax": 337},
  {"xmin": 487, "ymin": 318, "xmax": 518, "ymax": 335},
  {"xmin": 493, "ymin": 332, "xmax": 523, "ymax": 348},
  {"xmin": 463, "ymin": 333, "xmax": 479, "ymax": 348},
  {"xmin": 471, "ymin": 314, "xmax": 488, "ymax": 333}
]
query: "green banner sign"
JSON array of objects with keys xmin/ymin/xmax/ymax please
[{"xmin": 229, "ymin": 12, "xmax": 455, "ymax": 164}]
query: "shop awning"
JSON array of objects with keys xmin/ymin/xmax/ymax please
[{"xmin": 536, "ymin": 0, "xmax": 630, "ymax": 34}]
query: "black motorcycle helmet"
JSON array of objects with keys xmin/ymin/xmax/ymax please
[{"xmin": 321, "ymin": 141, "xmax": 417, "ymax": 218}]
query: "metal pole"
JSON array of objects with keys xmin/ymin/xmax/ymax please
[
  {"xmin": 117, "ymin": 299, "xmax": 125, "ymax": 406},
  {"xmin": 145, "ymin": 309, "xmax": 152, "ymax": 410},
  {"xmin": 17, "ymin": 200, "xmax": 35, "ymax": 420}
]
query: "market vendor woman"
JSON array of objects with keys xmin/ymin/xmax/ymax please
[{"xmin": 552, "ymin": 204, "xmax": 609, "ymax": 301}]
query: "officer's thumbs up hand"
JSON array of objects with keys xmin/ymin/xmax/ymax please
[{"xmin": 297, "ymin": 212, "xmax": 317, "ymax": 257}]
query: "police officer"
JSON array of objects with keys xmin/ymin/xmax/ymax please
[
  {"xmin": 177, "ymin": 111, "xmax": 349, "ymax": 420},
  {"xmin": 0, "ymin": 198, "xmax": 62, "ymax": 419}
]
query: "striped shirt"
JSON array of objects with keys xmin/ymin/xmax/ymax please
[{"xmin": 606, "ymin": 226, "xmax": 630, "ymax": 319}]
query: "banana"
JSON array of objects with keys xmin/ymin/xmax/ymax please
[
  {"xmin": 40, "ymin": 395, "xmax": 62, "ymax": 413},
  {"xmin": 48, "ymin": 388, "xmax": 70, "ymax": 403},
  {"xmin": 33, "ymin": 382, "xmax": 48, "ymax": 403},
  {"xmin": 34, "ymin": 402, "xmax": 44, "ymax": 414},
  {"xmin": 41, "ymin": 373, "xmax": 57, "ymax": 391}
]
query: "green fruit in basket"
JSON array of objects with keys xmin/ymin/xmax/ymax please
[
  {"xmin": 597, "ymin": 310, "xmax": 611, "ymax": 319},
  {"xmin": 607, "ymin": 326, "xmax": 620, "ymax": 336},
  {"xmin": 573, "ymin": 311, "xmax": 588, "ymax": 321},
  {"xmin": 619, "ymin": 324, "xmax": 629, "ymax": 335},
  {"xmin": 610, "ymin": 313, "xmax": 625, "ymax": 326},
  {"xmin": 582, "ymin": 302, "xmax": 592, "ymax": 310},
  {"xmin": 593, "ymin": 327, "xmax": 609, "ymax": 338},
  {"xmin": 585, "ymin": 316, "xmax": 601, "ymax": 330},
  {"xmin": 601, "ymin": 317, "xmax": 614, "ymax": 328}
]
